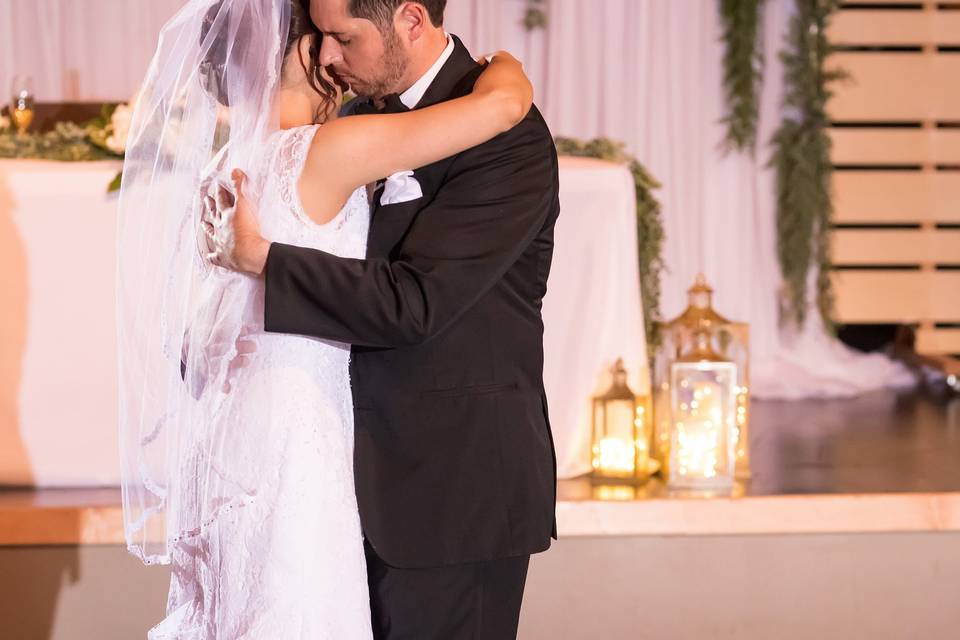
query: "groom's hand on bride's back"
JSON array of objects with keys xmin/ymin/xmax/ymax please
[{"xmin": 228, "ymin": 169, "xmax": 271, "ymax": 276}]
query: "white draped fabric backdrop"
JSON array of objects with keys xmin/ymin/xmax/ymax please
[{"xmin": 1, "ymin": 0, "xmax": 911, "ymax": 478}]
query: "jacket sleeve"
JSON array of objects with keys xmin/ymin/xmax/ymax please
[{"xmin": 263, "ymin": 115, "xmax": 558, "ymax": 348}]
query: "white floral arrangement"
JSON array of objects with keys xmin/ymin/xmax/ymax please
[
  {"xmin": 104, "ymin": 99, "xmax": 135, "ymax": 156},
  {"xmin": 87, "ymin": 91, "xmax": 137, "ymax": 159},
  {"xmin": 0, "ymin": 93, "xmax": 138, "ymax": 190},
  {"xmin": 83, "ymin": 92, "xmax": 138, "ymax": 191}
]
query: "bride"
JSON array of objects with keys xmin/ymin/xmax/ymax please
[{"xmin": 115, "ymin": 0, "xmax": 533, "ymax": 637}]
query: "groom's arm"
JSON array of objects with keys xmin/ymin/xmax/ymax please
[{"xmin": 263, "ymin": 114, "xmax": 557, "ymax": 348}]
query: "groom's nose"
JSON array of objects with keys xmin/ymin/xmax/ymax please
[{"xmin": 319, "ymin": 37, "xmax": 343, "ymax": 67}]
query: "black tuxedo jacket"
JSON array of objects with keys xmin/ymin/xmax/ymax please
[{"xmin": 263, "ymin": 36, "xmax": 559, "ymax": 569}]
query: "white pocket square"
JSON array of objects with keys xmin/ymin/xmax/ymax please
[{"xmin": 380, "ymin": 170, "xmax": 423, "ymax": 206}]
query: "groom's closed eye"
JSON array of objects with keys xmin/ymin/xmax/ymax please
[{"xmin": 325, "ymin": 31, "xmax": 352, "ymax": 46}]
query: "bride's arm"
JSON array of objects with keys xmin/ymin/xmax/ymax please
[{"xmin": 302, "ymin": 51, "xmax": 533, "ymax": 199}]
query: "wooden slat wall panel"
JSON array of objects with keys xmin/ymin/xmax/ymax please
[
  {"xmin": 831, "ymin": 272, "xmax": 960, "ymax": 324},
  {"xmin": 833, "ymin": 173, "xmax": 960, "ymax": 224},
  {"xmin": 830, "ymin": 129, "xmax": 960, "ymax": 166},
  {"xmin": 917, "ymin": 329, "xmax": 960, "ymax": 356},
  {"xmin": 934, "ymin": 232, "xmax": 960, "ymax": 264},
  {"xmin": 936, "ymin": 131, "xmax": 960, "ymax": 164},
  {"xmin": 933, "ymin": 15, "xmax": 960, "ymax": 44},
  {"xmin": 830, "ymin": 11, "xmax": 960, "ymax": 46},
  {"xmin": 827, "ymin": 54, "xmax": 925, "ymax": 122},
  {"xmin": 832, "ymin": 229, "xmax": 960, "ymax": 265},
  {"xmin": 827, "ymin": 54, "xmax": 960, "ymax": 122},
  {"xmin": 830, "ymin": 11, "xmax": 931, "ymax": 46},
  {"xmin": 826, "ymin": 4, "xmax": 960, "ymax": 363}
]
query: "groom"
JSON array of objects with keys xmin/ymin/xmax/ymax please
[{"xmin": 223, "ymin": 1, "xmax": 559, "ymax": 637}]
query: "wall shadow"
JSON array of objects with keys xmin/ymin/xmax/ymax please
[
  {"xmin": 0, "ymin": 167, "xmax": 81, "ymax": 638},
  {"xmin": 0, "ymin": 166, "xmax": 34, "ymax": 485}
]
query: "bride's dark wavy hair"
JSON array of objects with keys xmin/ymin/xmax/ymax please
[
  {"xmin": 288, "ymin": 0, "xmax": 339, "ymax": 122},
  {"xmin": 200, "ymin": 0, "xmax": 337, "ymax": 122}
]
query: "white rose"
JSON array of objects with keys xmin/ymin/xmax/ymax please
[{"xmin": 106, "ymin": 103, "xmax": 134, "ymax": 155}]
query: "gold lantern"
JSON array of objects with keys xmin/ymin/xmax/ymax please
[
  {"xmin": 667, "ymin": 329, "xmax": 738, "ymax": 490},
  {"xmin": 653, "ymin": 274, "xmax": 751, "ymax": 479},
  {"xmin": 591, "ymin": 359, "xmax": 656, "ymax": 484}
]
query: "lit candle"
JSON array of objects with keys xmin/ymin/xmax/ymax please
[{"xmin": 594, "ymin": 437, "xmax": 636, "ymax": 474}]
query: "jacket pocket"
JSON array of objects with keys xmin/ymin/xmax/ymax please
[{"xmin": 420, "ymin": 382, "xmax": 519, "ymax": 400}]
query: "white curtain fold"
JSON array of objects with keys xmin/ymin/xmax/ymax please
[{"xmin": 0, "ymin": 0, "xmax": 182, "ymax": 102}]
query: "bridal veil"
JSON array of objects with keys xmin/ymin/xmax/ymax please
[{"xmin": 116, "ymin": 0, "xmax": 289, "ymax": 565}]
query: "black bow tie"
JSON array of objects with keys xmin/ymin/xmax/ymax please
[{"xmin": 354, "ymin": 93, "xmax": 410, "ymax": 115}]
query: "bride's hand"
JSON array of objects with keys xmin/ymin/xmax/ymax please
[{"xmin": 472, "ymin": 50, "xmax": 533, "ymax": 130}]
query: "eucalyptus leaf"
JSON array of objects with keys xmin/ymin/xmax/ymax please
[
  {"xmin": 719, "ymin": 0, "xmax": 766, "ymax": 154},
  {"xmin": 770, "ymin": 0, "xmax": 844, "ymax": 331}
]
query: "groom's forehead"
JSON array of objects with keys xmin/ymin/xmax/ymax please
[{"xmin": 310, "ymin": 0, "xmax": 353, "ymax": 29}]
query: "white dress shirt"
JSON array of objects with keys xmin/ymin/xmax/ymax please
[{"xmin": 399, "ymin": 34, "xmax": 455, "ymax": 109}]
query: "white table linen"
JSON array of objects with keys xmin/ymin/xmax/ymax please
[{"xmin": 0, "ymin": 156, "xmax": 647, "ymax": 486}]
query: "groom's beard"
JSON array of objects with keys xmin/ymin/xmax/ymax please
[{"xmin": 351, "ymin": 29, "xmax": 409, "ymax": 100}]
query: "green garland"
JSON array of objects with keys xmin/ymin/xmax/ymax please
[
  {"xmin": 770, "ymin": 0, "xmax": 844, "ymax": 330},
  {"xmin": 0, "ymin": 104, "xmax": 121, "ymax": 164},
  {"xmin": 0, "ymin": 121, "xmax": 120, "ymax": 163},
  {"xmin": 0, "ymin": 105, "xmax": 125, "ymax": 190},
  {"xmin": 524, "ymin": 0, "xmax": 548, "ymax": 31},
  {"xmin": 555, "ymin": 137, "xmax": 665, "ymax": 349},
  {"xmin": 719, "ymin": 0, "xmax": 766, "ymax": 153}
]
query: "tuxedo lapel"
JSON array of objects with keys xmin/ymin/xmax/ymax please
[{"xmin": 414, "ymin": 35, "xmax": 482, "ymax": 110}]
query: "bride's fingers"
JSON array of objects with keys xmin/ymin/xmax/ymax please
[
  {"xmin": 202, "ymin": 223, "xmax": 216, "ymax": 250},
  {"xmin": 202, "ymin": 195, "xmax": 215, "ymax": 218},
  {"xmin": 235, "ymin": 339, "xmax": 256, "ymax": 356},
  {"xmin": 200, "ymin": 233, "xmax": 212, "ymax": 256},
  {"xmin": 479, "ymin": 51, "xmax": 508, "ymax": 65},
  {"xmin": 216, "ymin": 183, "xmax": 236, "ymax": 210},
  {"xmin": 230, "ymin": 354, "xmax": 252, "ymax": 372},
  {"xmin": 203, "ymin": 195, "xmax": 220, "ymax": 222}
]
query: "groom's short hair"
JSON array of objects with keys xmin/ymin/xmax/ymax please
[{"xmin": 349, "ymin": 0, "xmax": 446, "ymax": 28}]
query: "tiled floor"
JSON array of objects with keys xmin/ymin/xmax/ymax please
[{"xmin": 746, "ymin": 388, "xmax": 960, "ymax": 495}]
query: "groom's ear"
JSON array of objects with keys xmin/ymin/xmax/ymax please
[{"xmin": 396, "ymin": 2, "xmax": 432, "ymax": 43}]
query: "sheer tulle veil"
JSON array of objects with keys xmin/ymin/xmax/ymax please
[{"xmin": 117, "ymin": 0, "xmax": 290, "ymax": 565}]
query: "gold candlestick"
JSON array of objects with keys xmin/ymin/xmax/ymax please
[
  {"xmin": 10, "ymin": 75, "xmax": 35, "ymax": 136},
  {"xmin": 11, "ymin": 105, "xmax": 34, "ymax": 135}
]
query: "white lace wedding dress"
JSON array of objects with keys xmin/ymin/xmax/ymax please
[{"xmin": 149, "ymin": 125, "xmax": 373, "ymax": 640}]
